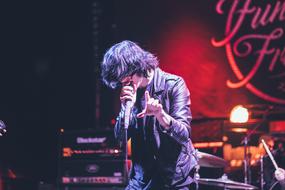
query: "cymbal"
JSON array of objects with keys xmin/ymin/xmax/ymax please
[
  {"xmin": 227, "ymin": 127, "xmax": 265, "ymax": 135},
  {"xmin": 198, "ymin": 175, "xmax": 258, "ymax": 189},
  {"xmin": 196, "ymin": 151, "xmax": 229, "ymax": 168}
]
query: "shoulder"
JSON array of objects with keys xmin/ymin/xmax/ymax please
[
  {"xmin": 163, "ymin": 71, "xmax": 186, "ymax": 88},
  {"xmin": 153, "ymin": 68, "xmax": 188, "ymax": 93},
  {"xmin": 160, "ymin": 71, "xmax": 190, "ymax": 99}
]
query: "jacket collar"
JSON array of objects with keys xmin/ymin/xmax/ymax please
[{"xmin": 152, "ymin": 68, "xmax": 165, "ymax": 94}]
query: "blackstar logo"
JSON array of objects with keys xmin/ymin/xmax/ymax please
[
  {"xmin": 77, "ymin": 137, "xmax": 106, "ymax": 144},
  {"xmin": 213, "ymin": 0, "xmax": 285, "ymax": 104}
]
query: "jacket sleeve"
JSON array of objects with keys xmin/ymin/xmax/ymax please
[
  {"xmin": 164, "ymin": 77, "xmax": 192, "ymax": 145},
  {"xmin": 114, "ymin": 106, "xmax": 136, "ymax": 144}
]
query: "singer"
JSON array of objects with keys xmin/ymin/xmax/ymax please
[{"xmin": 101, "ymin": 40, "xmax": 197, "ymax": 190}]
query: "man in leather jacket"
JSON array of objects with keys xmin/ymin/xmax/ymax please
[{"xmin": 101, "ymin": 40, "xmax": 197, "ymax": 190}]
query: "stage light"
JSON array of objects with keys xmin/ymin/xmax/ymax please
[{"xmin": 230, "ymin": 105, "xmax": 249, "ymax": 123}]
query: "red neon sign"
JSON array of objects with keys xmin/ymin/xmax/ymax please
[{"xmin": 212, "ymin": 0, "xmax": 285, "ymax": 104}]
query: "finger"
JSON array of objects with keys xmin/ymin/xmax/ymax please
[
  {"xmin": 133, "ymin": 83, "xmax": 138, "ymax": 91},
  {"xmin": 121, "ymin": 86, "xmax": 134, "ymax": 94},
  {"xmin": 145, "ymin": 91, "xmax": 150, "ymax": 102},
  {"xmin": 122, "ymin": 85, "xmax": 134, "ymax": 90},
  {"xmin": 157, "ymin": 104, "xmax": 163, "ymax": 113},
  {"xmin": 121, "ymin": 86, "xmax": 135, "ymax": 96},
  {"xmin": 146, "ymin": 99, "xmax": 155, "ymax": 111},
  {"xmin": 137, "ymin": 110, "xmax": 146, "ymax": 118},
  {"xmin": 120, "ymin": 95, "xmax": 133, "ymax": 102},
  {"xmin": 152, "ymin": 99, "xmax": 159, "ymax": 106},
  {"xmin": 121, "ymin": 91, "xmax": 134, "ymax": 98},
  {"xmin": 147, "ymin": 98, "xmax": 154, "ymax": 106}
]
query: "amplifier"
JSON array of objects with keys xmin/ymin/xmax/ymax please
[
  {"xmin": 58, "ymin": 130, "xmax": 128, "ymax": 187},
  {"xmin": 60, "ymin": 186, "xmax": 125, "ymax": 190},
  {"xmin": 59, "ymin": 129, "xmax": 124, "ymax": 160},
  {"xmin": 58, "ymin": 159, "xmax": 127, "ymax": 186}
]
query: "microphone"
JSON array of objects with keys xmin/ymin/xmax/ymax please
[
  {"xmin": 124, "ymin": 100, "xmax": 133, "ymax": 129},
  {"xmin": 124, "ymin": 82, "xmax": 134, "ymax": 129}
]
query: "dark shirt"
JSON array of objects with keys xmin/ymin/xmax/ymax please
[{"xmin": 115, "ymin": 68, "xmax": 198, "ymax": 190}]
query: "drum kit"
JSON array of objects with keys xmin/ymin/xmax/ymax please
[
  {"xmin": 193, "ymin": 104, "xmax": 285, "ymax": 190},
  {"xmin": 193, "ymin": 150, "xmax": 258, "ymax": 190},
  {"xmin": 194, "ymin": 132, "xmax": 285, "ymax": 190}
]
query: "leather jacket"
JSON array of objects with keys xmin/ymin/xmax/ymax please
[{"xmin": 115, "ymin": 68, "xmax": 197, "ymax": 189}]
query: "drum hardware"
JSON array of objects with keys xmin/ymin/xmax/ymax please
[
  {"xmin": 237, "ymin": 105, "xmax": 273, "ymax": 184},
  {"xmin": 240, "ymin": 121, "xmax": 267, "ymax": 184},
  {"xmin": 193, "ymin": 150, "xmax": 231, "ymax": 189},
  {"xmin": 197, "ymin": 174, "xmax": 258, "ymax": 190},
  {"xmin": 193, "ymin": 150, "xmax": 259, "ymax": 189},
  {"xmin": 241, "ymin": 135, "xmax": 251, "ymax": 184},
  {"xmin": 260, "ymin": 155, "xmax": 264, "ymax": 190},
  {"xmin": 196, "ymin": 151, "xmax": 229, "ymax": 168},
  {"xmin": 269, "ymin": 181, "xmax": 279, "ymax": 190},
  {"xmin": 240, "ymin": 123, "xmax": 269, "ymax": 184},
  {"xmin": 194, "ymin": 165, "xmax": 200, "ymax": 190}
]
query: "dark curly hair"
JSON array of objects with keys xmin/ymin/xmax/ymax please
[{"xmin": 101, "ymin": 40, "xmax": 159, "ymax": 89}]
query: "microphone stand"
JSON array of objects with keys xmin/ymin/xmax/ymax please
[
  {"xmin": 242, "ymin": 135, "xmax": 250, "ymax": 184},
  {"xmin": 260, "ymin": 155, "xmax": 264, "ymax": 190},
  {"xmin": 122, "ymin": 82, "xmax": 134, "ymax": 185},
  {"xmin": 123, "ymin": 102, "xmax": 132, "ymax": 185},
  {"xmin": 240, "ymin": 107, "xmax": 270, "ymax": 184},
  {"xmin": 123, "ymin": 124, "xmax": 129, "ymax": 185}
]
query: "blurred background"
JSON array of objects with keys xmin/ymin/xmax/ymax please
[{"xmin": 0, "ymin": 0, "xmax": 284, "ymax": 189}]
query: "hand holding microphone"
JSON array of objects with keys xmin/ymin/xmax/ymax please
[
  {"xmin": 120, "ymin": 82, "xmax": 136, "ymax": 107},
  {"xmin": 120, "ymin": 82, "xmax": 136, "ymax": 129}
]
